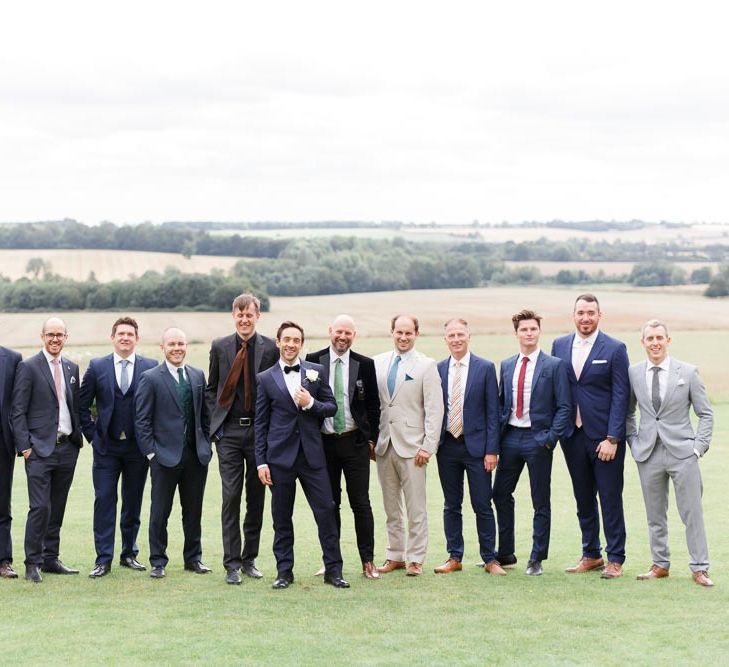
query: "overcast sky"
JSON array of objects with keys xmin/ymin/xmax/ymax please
[{"xmin": 2, "ymin": 1, "xmax": 728, "ymax": 225}]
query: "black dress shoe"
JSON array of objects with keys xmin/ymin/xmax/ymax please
[
  {"xmin": 89, "ymin": 564, "xmax": 111, "ymax": 578},
  {"xmin": 150, "ymin": 566, "xmax": 166, "ymax": 579},
  {"xmin": 25, "ymin": 565, "xmax": 42, "ymax": 583},
  {"xmin": 272, "ymin": 573, "xmax": 294, "ymax": 589},
  {"xmin": 526, "ymin": 560, "xmax": 543, "ymax": 576},
  {"xmin": 498, "ymin": 554, "xmax": 518, "ymax": 567},
  {"xmin": 323, "ymin": 573, "xmax": 351, "ymax": 589},
  {"xmin": 241, "ymin": 561, "xmax": 263, "ymax": 579},
  {"xmin": 119, "ymin": 557, "xmax": 146, "ymax": 571},
  {"xmin": 184, "ymin": 560, "xmax": 212, "ymax": 574},
  {"xmin": 41, "ymin": 559, "xmax": 79, "ymax": 575},
  {"xmin": 226, "ymin": 569, "xmax": 242, "ymax": 585}
]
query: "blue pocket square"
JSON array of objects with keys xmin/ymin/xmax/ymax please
[{"xmin": 405, "ymin": 374, "xmax": 414, "ymax": 381}]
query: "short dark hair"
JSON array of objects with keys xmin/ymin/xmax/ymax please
[
  {"xmin": 232, "ymin": 293, "xmax": 261, "ymax": 314},
  {"xmin": 511, "ymin": 309, "xmax": 542, "ymax": 331},
  {"xmin": 111, "ymin": 317, "xmax": 139, "ymax": 336},
  {"xmin": 574, "ymin": 293, "xmax": 600, "ymax": 311},
  {"xmin": 390, "ymin": 314, "xmax": 419, "ymax": 333},
  {"xmin": 276, "ymin": 321, "xmax": 304, "ymax": 342}
]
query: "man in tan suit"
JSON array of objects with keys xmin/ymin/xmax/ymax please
[{"xmin": 374, "ymin": 315, "xmax": 444, "ymax": 576}]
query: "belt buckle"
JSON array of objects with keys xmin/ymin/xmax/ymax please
[{"xmin": 239, "ymin": 418, "xmax": 252, "ymax": 427}]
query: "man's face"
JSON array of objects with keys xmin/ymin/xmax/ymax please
[
  {"xmin": 233, "ymin": 304, "xmax": 260, "ymax": 340},
  {"xmin": 444, "ymin": 321, "xmax": 470, "ymax": 359},
  {"xmin": 641, "ymin": 325, "xmax": 671, "ymax": 365},
  {"xmin": 277, "ymin": 327, "xmax": 303, "ymax": 364},
  {"xmin": 515, "ymin": 319, "xmax": 541, "ymax": 352},
  {"xmin": 161, "ymin": 331, "xmax": 187, "ymax": 367},
  {"xmin": 111, "ymin": 324, "xmax": 139, "ymax": 357},
  {"xmin": 574, "ymin": 299, "xmax": 601, "ymax": 338},
  {"xmin": 329, "ymin": 320, "xmax": 355, "ymax": 355},
  {"xmin": 391, "ymin": 317, "xmax": 418, "ymax": 354},
  {"xmin": 42, "ymin": 321, "xmax": 67, "ymax": 357}
]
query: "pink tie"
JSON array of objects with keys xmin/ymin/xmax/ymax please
[{"xmin": 52, "ymin": 358, "xmax": 63, "ymax": 409}]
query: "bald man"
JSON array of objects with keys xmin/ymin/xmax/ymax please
[
  {"xmin": 136, "ymin": 328, "xmax": 212, "ymax": 578},
  {"xmin": 11, "ymin": 317, "xmax": 82, "ymax": 582}
]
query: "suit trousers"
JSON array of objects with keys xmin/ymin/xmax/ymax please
[
  {"xmin": 636, "ymin": 440, "xmax": 709, "ymax": 571},
  {"xmin": 376, "ymin": 444, "xmax": 428, "ymax": 564},
  {"xmin": 216, "ymin": 422, "xmax": 265, "ymax": 570},
  {"xmin": 322, "ymin": 430, "xmax": 375, "ymax": 563},
  {"xmin": 0, "ymin": 448, "xmax": 15, "ymax": 563},
  {"xmin": 562, "ymin": 427, "xmax": 626, "ymax": 564},
  {"xmin": 493, "ymin": 427, "xmax": 553, "ymax": 562},
  {"xmin": 436, "ymin": 433, "xmax": 496, "ymax": 563},
  {"xmin": 23, "ymin": 441, "xmax": 79, "ymax": 566},
  {"xmin": 148, "ymin": 445, "xmax": 208, "ymax": 568},
  {"xmin": 92, "ymin": 439, "xmax": 149, "ymax": 565},
  {"xmin": 269, "ymin": 448, "xmax": 343, "ymax": 577}
]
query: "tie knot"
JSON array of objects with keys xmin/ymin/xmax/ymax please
[
  {"xmin": 121, "ymin": 359, "xmax": 129, "ymax": 368},
  {"xmin": 651, "ymin": 366, "xmax": 661, "ymax": 374},
  {"xmin": 52, "ymin": 358, "xmax": 60, "ymax": 366},
  {"xmin": 335, "ymin": 357, "xmax": 342, "ymax": 365},
  {"xmin": 521, "ymin": 356, "xmax": 529, "ymax": 366}
]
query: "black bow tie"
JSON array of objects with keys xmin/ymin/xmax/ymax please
[{"xmin": 284, "ymin": 364, "xmax": 300, "ymax": 374}]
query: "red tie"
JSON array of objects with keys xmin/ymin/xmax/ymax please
[{"xmin": 516, "ymin": 356, "xmax": 529, "ymax": 419}]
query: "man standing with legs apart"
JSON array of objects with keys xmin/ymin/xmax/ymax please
[
  {"xmin": 80, "ymin": 317, "xmax": 157, "ymax": 578},
  {"xmin": 306, "ymin": 314, "xmax": 382, "ymax": 580},
  {"xmin": 11, "ymin": 317, "xmax": 82, "ymax": 583},
  {"xmin": 492, "ymin": 310, "xmax": 572, "ymax": 576},
  {"xmin": 627, "ymin": 320, "xmax": 714, "ymax": 587},
  {"xmin": 206, "ymin": 294, "xmax": 279, "ymax": 585},
  {"xmin": 255, "ymin": 322, "xmax": 349, "ymax": 589},
  {"xmin": 551, "ymin": 294, "xmax": 630, "ymax": 579},
  {"xmin": 374, "ymin": 315, "xmax": 444, "ymax": 577},
  {"xmin": 434, "ymin": 319, "xmax": 503, "ymax": 576},
  {"xmin": 136, "ymin": 328, "xmax": 212, "ymax": 579}
]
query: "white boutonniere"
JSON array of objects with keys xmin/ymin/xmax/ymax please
[
  {"xmin": 305, "ymin": 369, "xmax": 319, "ymax": 383},
  {"xmin": 70, "ymin": 376, "xmax": 76, "ymax": 384}
]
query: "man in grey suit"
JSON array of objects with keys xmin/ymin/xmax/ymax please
[{"xmin": 626, "ymin": 319, "xmax": 714, "ymax": 587}]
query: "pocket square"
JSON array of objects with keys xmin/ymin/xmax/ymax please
[
  {"xmin": 677, "ymin": 379, "xmax": 685, "ymax": 386},
  {"xmin": 591, "ymin": 359, "xmax": 608, "ymax": 365},
  {"xmin": 405, "ymin": 374, "xmax": 414, "ymax": 381}
]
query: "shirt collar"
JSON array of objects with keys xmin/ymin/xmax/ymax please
[
  {"xmin": 329, "ymin": 346, "xmax": 350, "ymax": 364},
  {"xmin": 395, "ymin": 349, "xmax": 415, "ymax": 363},
  {"xmin": 42, "ymin": 349, "xmax": 61, "ymax": 364},
  {"xmin": 165, "ymin": 360, "xmax": 185, "ymax": 375},
  {"xmin": 518, "ymin": 349, "xmax": 540, "ymax": 364},
  {"xmin": 450, "ymin": 352, "xmax": 470, "ymax": 369},
  {"xmin": 651, "ymin": 356, "xmax": 671, "ymax": 372},
  {"xmin": 113, "ymin": 352, "xmax": 136, "ymax": 365},
  {"xmin": 279, "ymin": 358, "xmax": 302, "ymax": 371},
  {"xmin": 574, "ymin": 329, "xmax": 599, "ymax": 347}
]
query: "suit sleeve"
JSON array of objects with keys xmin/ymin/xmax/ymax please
[
  {"xmin": 625, "ymin": 378, "xmax": 638, "ymax": 445},
  {"xmin": 421, "ymin": 360, "xmax": 445, "ymax": 454},
  {"xmin": 484, "ymin": 362, "xmax": 500, "ymax": 455},
  {"xmin": 199, "ymin": 370, "xmax": 211, "ymax": 440},
  {"xmin": 607, "ymin": 342, "xmax": 630, "ymax": 441},
  {"xmin": 689, "ymin": 367, "xmax": 713, "ymax": 456},
  {"xmin": 253, "ymin": 375, "xmax": 271, "ymax": 467},
  {"xmin": 134, "ymin": 372, "xmax": 156, "ymax": 457},
  {"xmin": 205, "ymin": 342, "xmax": 220, "ymax": 424},
  {"xmin": 79, "ymin": 362, "xmax": 97, "ymax": 443},
  {"xmin": 307, "ymin": 377, "xmax": 337, "ymax": 418},
  {"xmin": 548, "ymin": 359, "xmax": 573, "ymax": 444},
  {"xmin": 10, "ymin": 362, "xmax": 32, "ymax": 454},
  {"xmin": 362, "ymin": 359, "xmax": 381, "ymax": 443}
]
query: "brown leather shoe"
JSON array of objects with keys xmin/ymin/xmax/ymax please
[
  {"xmin": 362, "ymin": 561, "xmax": 381, "ymax": 580},
  {"xmin": 0, "ymin": 561, "xmax": 18, "ymax": 579},
  {"xmin": 434, "ymin": 558, "xmax": 463, "ymax": 574},
  {"xmin": 693, "ymin": 570, "xmax": 714, "ymax": 587},
  {"xmin": 405, "ymin": 562, "xmax": 423, "ymax": 576},
  {"xmin": 565, "ymin": 557, "xmax": 605, "ymax": 573},
  {"xmin": 377, "ymin": 559, "xmax": 406, "ymax": 574},
  {"xmin": 484, "ymin": 560, "xmax": 507, "ymax": 576},
  {"xmin": 600, "ymin": 561, "xmax": 624, "ymax": 579},
  {"xmin": 636, "ymin": 564, "xmax": 669, "ymax": 580}
]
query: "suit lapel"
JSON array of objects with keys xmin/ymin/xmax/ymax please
[
  {"xmin": 632, "ymin": 362, "xmax": 650, "ymax": 409},
  {"xmin": 502, "ymin": 355, "xmax": 517, "ymax": 410},
  {"xmin": 0, "ymin": 350, "xmax": 6, "ymax": 414},
  {"xmin": 159, "ymin": 365, "xmax": 183, "ymax": 411},
  {"xmin": 271, "ymin": 364, "xmax": 296, "ymax": 408},
  {"xmin": 189, "ymin": 367, "xmax": 202, "ymax": 417},
  {"xmin": 62, "ymin": 358, "xmax": 74, "ymax": 411},
  {"xmin": 531, "ymin": 352, "xmax": 544, "ymax": 394},
  {"xmin": 347, "ymin": 356, "xmax": 358, "ymax": 400},
  {"xmin": 463, "ymin": 357, "xmax": 475, "ymax": 403},
  {"xmin": 391, "ymin": 353, "xmax": 416, "ymax": 401},
  {"xmin": 438, "ymin": 359, "xmax": 449, "ymax": 407},
  {"xmin": 660, "ymin": 360, "xmax": 681, "ymax": 414},
  {"xmin": 320, "ymin": 352, "xmax": 331, "ymax": 383},
  {"xmin": 253, "ymin": 333, "xmax": 264, "ymax": 373},
  {"xmin": 38, "ymin": 352, "xmax": 57, "ymax": 396},
  {"xmin": 106, "ymin": 354, "xmax": 118, "ymax": 399},
  {"xmin": 579, "ymin": 333, "xmax": 604, "ymax": 381}
]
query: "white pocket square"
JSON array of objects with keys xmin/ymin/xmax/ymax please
[
  {"xmin": 677, "ymin": 379, "xmax": 685, "ymax": 386},
  {"xmin": 591, "ymin": 359, "xmax": 608, "ymax": 365}
]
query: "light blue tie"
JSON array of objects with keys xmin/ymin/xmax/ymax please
[{"xmin": 387, "ymin": 355, "xmax": 401, "ymax": 398}]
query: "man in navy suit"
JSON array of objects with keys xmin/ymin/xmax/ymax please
[
  {"xmin": 0, "ymin": 344, "xmax": 22, "ymax": 579},
  {"xmin": 434, "ymin": 319, "xmax": 502, "ymax": 576},
  {"xmin": 255, "ymin": 321, "xmax": 349, "ymax": 589},
  {"xmin": 551, "ymin": 294, "xmax": 630, "ymax": 579},
  {"xmin": 136, "ymin": 327, "xmax": 211, "ymax": 579},
  {"xmin": 493, "ymin": 310, "xmax": 572, "ymax": 576},
  {"xmin": 80, "ymin": 317, "xmax": 157, "ymax": 578}
]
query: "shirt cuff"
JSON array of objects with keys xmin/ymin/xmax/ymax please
[
  {"xmin": 257, "ymin": 464, "xmax": 269, "ymax": 470},
  {"xmin": 302, "ymin": 397, "xmax": 314, "ymax": 410},
  {"xmin": 147, "ymin": 452, "xmax": 155, "ymax": 461},
  {"xmin": 693, "ymin": 448, "xmax": 701, "ymax": 459}
]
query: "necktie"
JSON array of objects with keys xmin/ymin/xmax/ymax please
[
  {"xmin": 651, "ymin": 366, "xmax": 662, "ymax": 413},
  {"xmin": 448, "ymin": 360, "xmax": 463, "ymax": 438},
  {"xmin": 387, "ymin": 355, "xmax": 401, "ymax": 398},
  {"xmin": 219, "ymin": 340, "xmax": 251, "ymax": 411},
  {"xmin": 333, "ymin": 358, "xmax": 345, "ymax": 434},
  {"xmin": 52, "ymin": 358, "xmax": 63, "ymax": 410},
  {"xmin": 574, "ymin": 339, "xmax": 588, "ymax": 380},
  {"xmin": 515, "ymin": 356, "xmax": 529, "ymax": 419},
  {"xmin": 120, "ymin": 359, "xmax": 130, "ymax": 394},
  {"xmin": 177, "ymin": 367, "xmax": 187, "ymax": 385},
  {"xmin": 284, "ymin": 364, "xmax": 300, "ymax": 374}
]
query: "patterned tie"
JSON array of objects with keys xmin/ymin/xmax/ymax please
[
  {"xmin": 448, "ymin": 360, "xmax": 463, "ymax": 438},
  {"xmin": 120, "ymin": 359, "xmax": 130, "ymax": 394},
  {"xmin": 387, "ymin": 355, "xmax": 401, "ymax": 398},
  {"xmin": 333, "ymin": 358, "xmax": 346, "ymax": 434},
  {"xmin": 515, "ymin": 356, "xmax": 529, "ymax": 419},
  {"xmin": 651, "ymin": 366, "xmax": 662, "ymax": 413}
]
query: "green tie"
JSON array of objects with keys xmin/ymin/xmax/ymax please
[{"xmin": 333, "ymin": 358, "xmax": 346, "ymax": 434}]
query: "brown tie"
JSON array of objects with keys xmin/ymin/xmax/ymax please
[{"xmin": 218, "ymin": 341, "xmax": 251, "ymax": 411}]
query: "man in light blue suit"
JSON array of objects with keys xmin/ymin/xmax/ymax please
[
  {"xmin": 493, "ymin": 310, "xmax": 572, "ymax": 576},
  {"xmin": 433, "ymin": 318, "xmax": 502, "ymax": 576}
]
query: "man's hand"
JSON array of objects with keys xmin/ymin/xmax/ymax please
[
  {"xmin": 258, "ymin": 465, "xmax": 273, "ymax": 486},
  {"xmin": 294, "ymin": 386, "xmax": 312, "ymax": 408},
  {"xmin": 22, "ymin": 448, "xmax": 32, "ymax": 460},
  {"xmin": 414, "ymin": 449, "xmax": 431, "ymax": 467},
  {"xmin": 368, "ymin": 440, "xmax": 376, "ymax": 462},
  {"xmin": 484, "ymin": 454, "xmax": 498, "ymax": 472},
  {"xmin": 595, "ymin": 439, "xmax": 617, "ymax": 462}
]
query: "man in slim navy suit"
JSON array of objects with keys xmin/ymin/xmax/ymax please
[
  {"xmin": 551, "ymin": 294, "xmax": 630, "ymax": 579},
  {"xmin": 255, "ymin": 321, "xmax": 349, "ymax": 589},
  {"xmin": 136, "ymin": 327, "xmax": 212, "ymax": 579},
  {"xmin": 0, "ymin": 344, "xmax": 22, "ymax": 579},
  {"xmin": 434, "ymin": 319, "xmax": 503, "ymax": 576},
  {"xmin": 80, "ymin": 317, "xmax": 157, "ymax": 578},
  {"xmin": 11, "ymin": 317, "xmax": 82, "ymax": 583},
  {"xmin": 492, "ymin": 310, "xmax": 572, "ymax": 576}
]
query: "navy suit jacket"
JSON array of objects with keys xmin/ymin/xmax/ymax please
[
  {"xmin": 551, "ymin": 331, "xmax": 630, "ymax": 442},
  {"xmin": 135, "ymin": 363, "xmax": 211, "ymax": 468},
  {"xmin": 254, "ymin": 361, "xmax": 337, "ymax": 471},
  {"xmin": 499, "ymin": 351, "xmax": 572, "ymax": 448},
  {"xmin": 0, "ymin": 346, "xmax": 22, "ymax": 458},
  {"xmin": 79, "ymin": 353, "xmax": 158, "ymax": 454},
  {"xmin": 437, "ymin": 354, "xmax": 500, "ymax": 457}
]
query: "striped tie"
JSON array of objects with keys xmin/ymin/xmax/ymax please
[{"xmin": 448, "ymin": 360, "xmax": 463, "ymax": 438}]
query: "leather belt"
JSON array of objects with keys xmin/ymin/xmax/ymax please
[
  {"xmin": 56, "ymin": 433, "xmax": 69, "ymax": 444},
  {"xmin": 447, "ymin": 433, "xmax": 465, "ymax": 443},
  {"xmin": 227, "ymin": 417, "xmax": 253, "ymax": 427},
  {"xmin": 323, "ymin": 430, "xmax": 359, "ymax": 439}
]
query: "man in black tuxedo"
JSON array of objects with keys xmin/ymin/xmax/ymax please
[
  {"xmin": 79, "ymin": 317, "xmax": 158, "ymax": 578},
  {"xmin": 306, "ymin": 314, "xmax": 381, "ymax": 579},
  {"xmin": 11, "ymin": 317, "xmax": 82, "ymax": 583},
  {"xmin": 255, "ymin": 321, "xmax": 349, "ymax": 589},
  {"xmin": 206, "ymin": 293, "xmax": 279, "ymax": 585},
  {"xmin": 0, "ymin": 344, "xmax": 22, "ymax": 579},
  {"xmin": 136, "ymin": 327, "xmax": 212, "ymax": 579}
]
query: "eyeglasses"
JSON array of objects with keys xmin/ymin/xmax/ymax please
[{"xmin": 44, "ymin": 333, "xmax": 67, "ymax": 340}]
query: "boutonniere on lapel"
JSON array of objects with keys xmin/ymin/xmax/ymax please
[
  {"xmin": 405, "ymin": 374, "xmax": 414, "ymax": 381},
  {"xmin": 356, "ymin": 379, "xmax": 365, "ymax": 400},
  {"xmin": 305, "ymin": 369, "xmax": 319, "ymax": 384},
  {"xmin": 69, "ymin": 376, "xmax": 76, "ymax": 384}
]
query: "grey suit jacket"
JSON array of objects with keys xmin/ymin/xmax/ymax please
[{"xmin": 626, "ymin": 358, "xmax": 713, "ymax": 462}]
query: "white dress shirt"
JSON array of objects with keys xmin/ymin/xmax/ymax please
[
  {"xmin": 114, "ymin": 352, "xmax": 136, "ymax": 389},
  {"xmin": 447, "ymin": 351, "xmax": 470, "ymax": 410},
  {"xmin": 322, "ymin": 347, "xmax": 356, "ymax": 434},
  {"xmin": 387, "ymin": 349, "xmax": 415, "ymax": 389},
  {"xmin": 508, "ymin": 349, "xmax": 540, "ymax": 427},
  {"xmin": 572, "ymin": 329, "xmax": 599, "ymax": 373},
  {"xmin": 644, "ymin": 356, "xmax": 670, "ymax": 402},
  {"xmin": 279, "ymin": 358, "xmax": 313, "ymax": 409},
  {"xmin": 165, "ymin": 360, "xmax": 187, "ymax": 382},
  {"xmin": 42, "ymin": 349, "xmax": 72, "ymax": 436}
]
